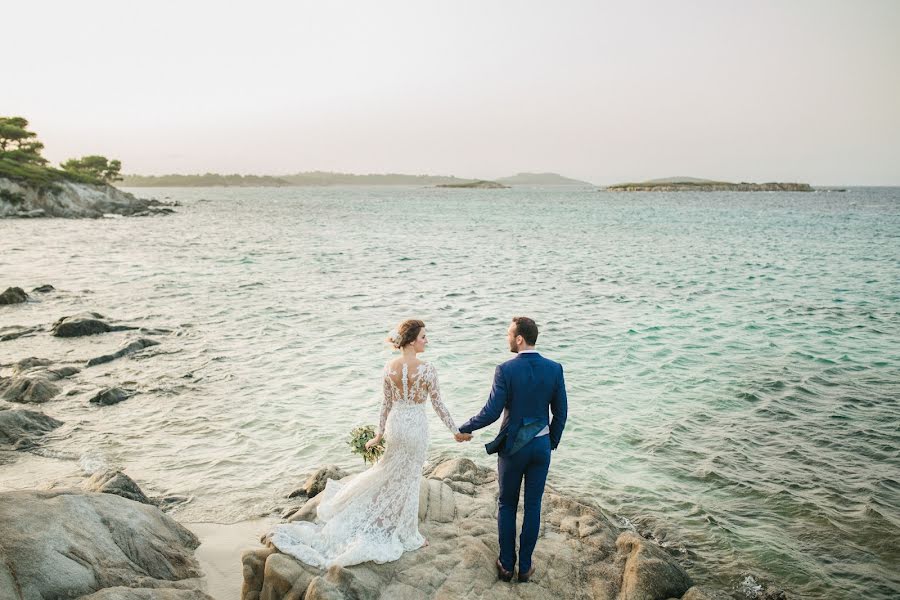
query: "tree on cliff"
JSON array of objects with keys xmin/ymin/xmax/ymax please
[
  {"xmin": 60, "ymin": 155, "xmax": 123, "ymax": 183},
  {"xmin": 0, "ymin": 117, "xmax": 47, "ymax": 165}
]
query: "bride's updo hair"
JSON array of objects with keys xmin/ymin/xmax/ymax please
[{"xmin": 388, "ymin": 319, "xmax": 425, "ymax": 349}]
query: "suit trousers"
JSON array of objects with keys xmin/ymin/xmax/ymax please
[{"xmin": 497, "ymin": 434, "xmax": 551, "ymax": 573}]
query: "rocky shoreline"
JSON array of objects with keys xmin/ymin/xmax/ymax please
[
  {"xmin": 0, "ymin": 176, "xmax": 177, "ymax": 218},
  {"xmin": 0, "ymin": 283, "xmax": 788, "ymax": 600},
  {"xmin": 240, "ymin": 457, "xmax": 760, "ymax": 600}
]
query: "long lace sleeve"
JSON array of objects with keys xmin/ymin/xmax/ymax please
[
  {"xmin": 426, "ymin": 364, "xmax": 459, "ymax": 434},
  {"xmin": 377, "ymin": 366, "xmax": 393, "ymax": 436}
]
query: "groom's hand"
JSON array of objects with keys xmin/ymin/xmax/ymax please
[{"xmin": 454, "ymin": 432, "xmax": 472, "ymax": 442}]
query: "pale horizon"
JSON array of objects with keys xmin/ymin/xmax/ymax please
[{"xmin": 7, "ymin": 0, "xmax": 900, "ymax": 186}]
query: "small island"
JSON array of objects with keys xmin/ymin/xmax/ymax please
[
  {"xmin": 605, "ymin": 176, "xmax": 813, "ymax": 192},
  {"xmin": 436, "ymin": 179, "xmax": 510, "ymax": 189}
]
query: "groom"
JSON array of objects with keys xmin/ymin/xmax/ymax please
[{"xmin": 457, "ymin": 316, "xmax": 568, "ymax": 583}]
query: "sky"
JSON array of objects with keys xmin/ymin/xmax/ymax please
[{"xmin": 5, "ymin": 0, "xmax": 900, "ymax": 185}]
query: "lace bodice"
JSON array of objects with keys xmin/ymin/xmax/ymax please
[{"xmin": 378, "ymin": 361, "xmax": 458, "ymax": 435}]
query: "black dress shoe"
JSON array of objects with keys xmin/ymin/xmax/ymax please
[
  {"xmin": 496, "ymin": 559, "xmax": 513, "ymax": 582},
  {"xmin": 518, "ymin": 566, "xmax": 535, "ymax": 583}
]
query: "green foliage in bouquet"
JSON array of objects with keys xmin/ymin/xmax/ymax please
[{"xmin": 349, "ymin": 425, "xmax": 386, "ymax": 465}]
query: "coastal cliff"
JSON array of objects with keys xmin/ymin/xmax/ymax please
[{"xmin": 0, "ymin": 176, "xmax": 175, "ymax": 218}]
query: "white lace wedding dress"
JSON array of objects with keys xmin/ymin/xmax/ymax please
[{"xmin": 266, "ymin": 361, "xmax": 459, "ymax": 568}]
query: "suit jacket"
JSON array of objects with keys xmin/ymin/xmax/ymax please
[{"xmin": 459, "ymin": 352, "xmax": 567, "ymax": 457}]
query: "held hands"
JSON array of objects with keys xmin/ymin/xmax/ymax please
[
  {"xmin": 365, "ymin": 434, "xmax": 383, "ymax": 451},
  {"xmin": 454, "ymin": 432, "xmax": 473, "ymax": 443}
]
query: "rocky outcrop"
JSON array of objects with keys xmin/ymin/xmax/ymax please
[
  {"xmin": 290, "ymin": 465, "xmax": 350, "ymax": 499},
  {"xmin": 0, "ymin": 363, "xmax": 79, "ymax": 404},
  {"xmin": 243, "ymin": 457, "xmax": 704, "ymax": 600},
  {"xmin": 0, "ymin": 286, "xmax": 28, "ymax": 304},
  {"xmin": 87, "ymin": 337, "xmax": 160, "ymax": 367},
  {"xmin": 0, "ymin": 406, "xmax": 63, "ymax": 449},
  {"xmin": 89, "ymin": 386, "xmax": 138, "ymax": 406},
  {"xmin": 0, "ymin": 489, "xmax": 211, "ymax": 599},
  {"xmin": 0, "ymin": 324, "xmax": 44, "ymax": 341},
  {"xmin": 82, "ymin": 469, "xmax": 153, "ymax": 504},
  {"xmin": 0, "ymin": 176, "xmax": 177, "ymax": 218},
  {"xmin": 0, "ymin": 360, "xmax": 79, "ymax": 403},
  {"xmin": 51, "ymin": 311, "xmax": 138, "ymax": 337}
]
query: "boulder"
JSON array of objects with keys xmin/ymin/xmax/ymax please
[
  {"xmin": 1, "ymin": 364, "xmax": 79, "ymax": 404},
  {"xmin": 0, "ymin": 489, "xmax": 206, "ymax": 599},
  {"xmin": 87, "ymin": 337, "xmax": 161, "ymax": 366},
  {"xmin": 293, "ymin": 465, "xmax": 349, "ymax": 499},
  {"xmin": 2, "ymin": 373, "xmax": 60, "ymax": 403},
  {"xmin": 82, "ymin": 469, "xmax": 153, "ymax": 505},
  {"xmin": 616, "ymin": 531, "xmax": 694, "ymax": 600},
  {"xmin": 246, "ymin": 457, "xmax": 708, "ymax": 600},
  {"xmin": 89, "ymin": 387, "xmax": 137, "ymax": 406},
  {"xmin": 13, "ymin": 356, "xmax": 54, "ymax": 372},
  {"xmin": 0, "ymin": 407, "xmax": 63, "ymax": 449},
  {"xmin": 0, "ymin": 286, "xmax": 28, "ymax": 304},
  {"xmin": 51, "ymin": 312, "xmax": 113, "ymax": 337},
  {"xmin": 32, "ymin": 284, "xmax": 55, "ymax": 293}
]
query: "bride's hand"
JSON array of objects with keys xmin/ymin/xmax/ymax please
[{"xmin": 365, "ymin": 435, "xmax": 382, "ymax": 451}]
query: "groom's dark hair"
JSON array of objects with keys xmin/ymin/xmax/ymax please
[{"xmin": 512, "ymin": 316, "xmax": 539, "ymax": 346}]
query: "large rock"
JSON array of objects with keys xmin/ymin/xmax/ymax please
[
  {"xmin": 0, "ymin": 489, "xmax": 207, "ymax": 599},
  {"xmin": 51, "ymin": 312, "xmax": 114, "ymax": 337},
  {"xmin": 0, "ymin": 407, "xmax": 63, "ymax": 449},
  {"xmin": 293, "ymin": 465, "xmax": 350, "ymax": 499},
  {"xmin": 616, "ymin": 531, "xmax": 694, "ymax": 600},
  {"xmin": 13, "ymin": 356, "xmax": 54, "ymax": 372},
  {"xmin": 246, "ymin": 457, "xmax": 707, "ymax": 600},
  {"xmin": 87, "ymin": 337, "xmax": 161, "ymax": 367},
  {"xmin": 89, "ymin": 386, "xmax": 138, "ymax": 406},
  {"xmin": 0, "ymin": 286, "xmax": 28, "ymax": 304},
  {"xmin": 0, "ymin": 364, "xmax": 79, "ymax": 404},
  {"xmin": 1, "ymin": 374, "xmax": 60, "ymax": 403},
  {"xmin": 82, "ymin": 469, "xmax": 153, "ymax": 504}
]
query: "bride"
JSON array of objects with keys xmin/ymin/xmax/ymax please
[{"xmin": 265, "ymin": 319, "xmax": 469, "ymax": 568}]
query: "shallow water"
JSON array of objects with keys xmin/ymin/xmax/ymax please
[{"xmin": 1, "ymin": 185, "xmax": 898, "ymax": 599}]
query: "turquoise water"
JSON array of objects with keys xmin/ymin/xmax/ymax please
[{"xmin": 1, "ymin": 186, "xmax": 898, "ymax": 598}]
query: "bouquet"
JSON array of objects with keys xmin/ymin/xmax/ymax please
[{"xmin": 349, "ymin": 425, "xmax": 386, "ymax": 465}]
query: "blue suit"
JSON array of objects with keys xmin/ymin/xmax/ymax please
[{"xmin": 459, "ymin": 351, "xmax": 567, "ymax": 574}]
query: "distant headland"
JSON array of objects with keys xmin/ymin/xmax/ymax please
[
  {"xmin": 605, "ymin": 176, "xmax": 814, "ymax": 192},
  {"xmin": 119, "ymin": 171, "xmax": 592, "ymax": 188}
]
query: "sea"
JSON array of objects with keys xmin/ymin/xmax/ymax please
[{"xmin": 1, "ymin": 185, "xmax": 898, "ymax": 599}]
